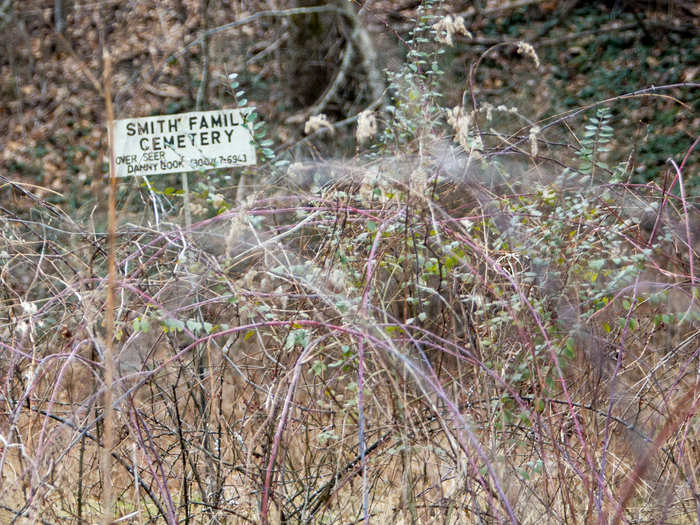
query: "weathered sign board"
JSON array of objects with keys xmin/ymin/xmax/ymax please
[{"xmin": 113, "ymin": 109, "xmax": 256, "ymax": 177}]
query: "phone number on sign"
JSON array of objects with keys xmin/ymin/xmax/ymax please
[{"xmin": 189, "ymin": 154, "xmax": 248, "ymax": 169}]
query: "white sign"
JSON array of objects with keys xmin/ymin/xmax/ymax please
[{"xmin": 113, "ymin": 109, "xmax": 257, "ymax": 177}]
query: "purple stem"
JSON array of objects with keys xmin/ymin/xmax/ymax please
[{"xmin": 260, "ymin": 342, "xmax": 314, "ymax": 523}]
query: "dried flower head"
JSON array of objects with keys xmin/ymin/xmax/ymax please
[
  {"xmin": 447, "ymin": 105, "xmax": 473, "ymax": 152},
  {"xmin": 355, "ymin": 110, "xmax": 377, "ymax": 144},
  {"xmin": 517, "ymin": 41, "xmax": 540, "ymax": 68},
  {"xmin": 496, "ymin": 104, "xmax": 519, "ymax": 114},
  {"xmin": 209, "ymin": 193, "xmax": 225, "ymax": 209},
  {"xmin": 286, "ymin": 162, "xmax": 305, "ymax": 179},
  {"xmin": 225, "ymin": 213, "xmax": 245, "ymax": 256},
  {"xmin": 189, "ymin": 202, "xmax": 207, "ymax": 216},
  {"xmin": 15, "ymin": 320, "xmax": 29, "ymax": 336},
  {"xmin": 433, "ymin": 15, "xmax": 472, "ymax": 47},
  {"xmin": 21, "ymin": 301, "xmax": 37, "ymax": 315},
  {"xmin": 304, "ymin": 114, "xmax": 334, "ymax": 135},
  {"xmin": 482, "ymin": 102, "xmax": 494, "ymax": 121},
  {"xmin": 529, "ymin": 125, "xmax": 541, "ymax": 157}
]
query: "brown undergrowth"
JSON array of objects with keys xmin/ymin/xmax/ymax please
[{"xmin": 0, "ymin": 134, "xmax": 697, "ymax": 523}]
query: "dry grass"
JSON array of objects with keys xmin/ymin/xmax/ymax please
[{"xmin": 0, "ymin": 135, "xmax": 697, "ymax": 524}]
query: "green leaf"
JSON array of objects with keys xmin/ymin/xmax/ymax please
[
  {"xmin": 285, "ymin": 328, "xmax": 310, "ymax": 350},
  {"xmin": 564, "ymin": 337, "xmax": 575, "ymax": 359},
  {"xmin": 589, "ymin": 259, "xmax": 606, "ymax": 271},
  {"xmin": 162, "ymin": 317, "xmax": 185, "ymax": 333},
  {"xmin": 132, "ymin": 317, "xmax": 150, "ymax": 333},
  {"xmin": 311, "ymin": 359, "xmax": 326, "ymax": 376},
  {"xmin": 186, "ymin": 319, "xmax": 202, "ymax": 333}
]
